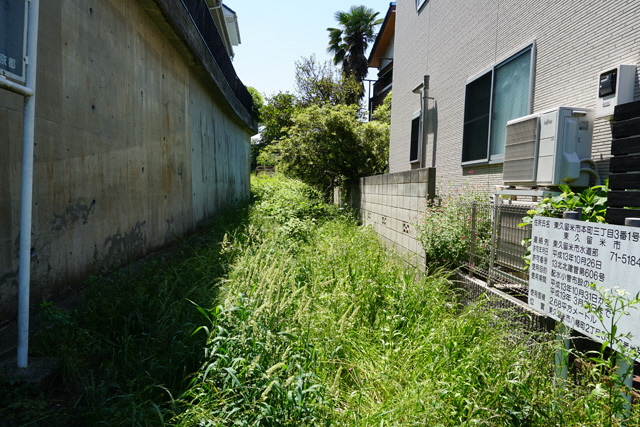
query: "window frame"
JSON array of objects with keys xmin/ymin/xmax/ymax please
[
  {"xmin": 409, "ymin": 110, "xmax": 422, "ymax": 164},
  {"xmin": 461, "ymin": 43, "xmax": 536, "ymax": 166}
]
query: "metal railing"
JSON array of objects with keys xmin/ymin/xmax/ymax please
[{"xmin": 459, "ymin": 202, "xmax": 532, "ymax": 297}]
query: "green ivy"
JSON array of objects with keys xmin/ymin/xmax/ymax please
[{"xmin": 519, "ymin": 183, "xmax": 609, "ymax": 267}]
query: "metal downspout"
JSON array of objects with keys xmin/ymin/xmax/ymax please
[
  {"xmin": 17, "ymin": 0, "xmax": 40, "ymax": 369},
  {"xmin": 421, "ymin": 75, "xmax": 429, "ymax": 168}
]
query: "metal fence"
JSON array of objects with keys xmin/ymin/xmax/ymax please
[{"xmin": 458, "ymin": 201, "xmax": 532, "ymax": 298}]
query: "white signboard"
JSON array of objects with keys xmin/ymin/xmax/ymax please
[
  {"xmin": 529, "ymin": 217, "xmax": 640, "ymax": 353},
  {"xmin": 0, "ymin": 0, "xmax": 28, "ymax": 82}
]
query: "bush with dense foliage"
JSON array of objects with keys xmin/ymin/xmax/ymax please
[
  {"xmin": 415, "ymin": 183, "xmax": 491, "ymax": 268},
  {"xmin": 520, "ymin": 183, "xmax": 609, "ymax": 225},
  {"xmin": 276, "ymin": 104, "xmax": 388, "ymax": 197}
]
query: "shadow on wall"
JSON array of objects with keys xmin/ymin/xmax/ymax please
[
  {"xmin": 428, "ymin": 100, "xmax": 438, "ymax": 168},
  {"xmin": 412, "ymin": 99, "xmax": 438, "ymax": 170}
]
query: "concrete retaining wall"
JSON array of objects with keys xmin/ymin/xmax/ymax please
[
  {"xmin": 0, "ymin": 0, "xmax": 255, "ymax": 321},
  {"xmin": 346, "ymin": 168, "xmax": 435, "ymax": 267}
]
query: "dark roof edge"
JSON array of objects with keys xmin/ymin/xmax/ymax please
[{"xmin": 368, "ymin": 3, "xmax": 396, "ymax": 65}]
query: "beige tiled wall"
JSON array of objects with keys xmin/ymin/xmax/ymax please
[{"xmin": 389, "ymin": 0, "xmax": 640, "ymax": 191}]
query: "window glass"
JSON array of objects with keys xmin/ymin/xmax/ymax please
[
  {"xmin": 461, "ymin": 45, "xmax": 533, "ymax": 164},
  {"xmin": 490, "ymin": 49, "xmax": 532, "ymax": 157},
  {"xmin": 461, "ymin": 72, "xmax": 492, "ymax": 162}
]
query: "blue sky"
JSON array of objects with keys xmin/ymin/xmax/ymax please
[{"xmin": 229, "ymin": 1, "xmax": 395, "ymax": 98}]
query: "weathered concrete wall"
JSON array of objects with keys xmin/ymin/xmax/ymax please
[
  {"xmin": 389, "ymin": 0, "xmax": 640, "ymax": 190},
  {"xmin": 189, "ymin": 74, "xmax": 250, "ymax": 222},
  {"xmin": 0, "ymin": 0, "xmax": 254, "ymax": 320},
  {"xmin": 346, "ymin": 168, "xmax": 436, "ymax": 268}
]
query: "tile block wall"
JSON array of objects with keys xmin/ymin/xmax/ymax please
[{"xmin": 345, "ymin": 168, "xmax": 436, "ymax": 268}]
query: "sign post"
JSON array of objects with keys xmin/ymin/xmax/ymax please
[
  {"xmin": 529, "ymin": 216, "xmax": 639, "ymax": 412},
  {"xmin": 0, "ymin": 0, "xmax": 40, "ymax": 369}
]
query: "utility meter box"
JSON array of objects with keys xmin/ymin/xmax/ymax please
[{"xmin": 595, "ymin": 64, "xmax": 636, "ymax": 120}]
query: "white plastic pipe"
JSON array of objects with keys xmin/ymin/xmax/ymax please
[
  {"xmin": 0, "ymin": 77, "xmax": 33, "ymax": 97},
  {"xmin": 17, "ymin": 0, "xmax": 40, "ymax": 369}
]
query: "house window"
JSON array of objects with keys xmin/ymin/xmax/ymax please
[
  {"xmin": 410, "ymin": 111, "xmax": 421, "ymax": 163},
  {"xmin": 416, "ymin": 0, "xmax": 427, "ymax": 11},
  {"xmin": 461, "ymin": 45, "xmax": 534, "ymax": 164}
]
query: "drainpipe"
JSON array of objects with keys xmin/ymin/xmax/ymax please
[
  {"xmin": 421, "ymin": 75, "xmax": 429, "ymax": 168},
  {"xmin": 17, "ymin": 0, "xmax": 40, "ymax": 369}
]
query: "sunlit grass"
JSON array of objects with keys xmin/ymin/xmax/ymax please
[{"xmin": 12, "ymin": 174, "xmax": 639, "ymax": 426}]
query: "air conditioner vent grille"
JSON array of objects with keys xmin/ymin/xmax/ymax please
[{"xmin": 503, "ymin": 116, "xmax": 538, "ymax": 185}]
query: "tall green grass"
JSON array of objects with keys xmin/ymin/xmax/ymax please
[
  {"xmin": 174, "ymin": 175, "xmax": 639, "ymax": 426},
  {"xmin": 15, "ymin": 205, "xmax": 251, "ymax": 425},
  {"xmin": 12, "ymin": 174, "xmax": 639, "ymax": 426}
]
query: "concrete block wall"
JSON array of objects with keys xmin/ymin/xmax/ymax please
[
  {"xmin": 0, "ymin": 0, "xmax": 255, "ymax": 321},
  {"xmin": 389, "ymin": 0, "xmax": 640, "ymax": 191},
  {"xmin": 348, "ymin": 169, "xmax": 435, "ymax": 267}
]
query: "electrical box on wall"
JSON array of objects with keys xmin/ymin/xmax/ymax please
[{"xmin": 595, "ymin": 64, "xmax": 636, "ymax": 120}]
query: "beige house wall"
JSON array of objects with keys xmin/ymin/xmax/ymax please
[
  {"xmin": 389, "ymin": 0, "xmax": 640, "ymax": 190},
  {"xmin": 0, "ymin": 0, "xmax": 254, "ymax": 320}
]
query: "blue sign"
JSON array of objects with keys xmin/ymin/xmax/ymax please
[{"xmin": 0, "ymin": 0, "xmax": 27, "ymax": 82}]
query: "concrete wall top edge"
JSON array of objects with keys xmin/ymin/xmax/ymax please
[
  {"xmin": 363, "ymin": 168, "xmax": 434, "ymax": 185},
  {"xmin": 142, "ymin": 0, "xmax": 257, "ymax": 133}
]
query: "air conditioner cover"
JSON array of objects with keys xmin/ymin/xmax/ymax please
[{"xmin": 503, "ymin": 107, "xmax": 593, "ymax": 187}]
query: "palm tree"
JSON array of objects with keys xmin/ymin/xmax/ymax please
[{"xmin": 327, "ymin": 5, "xmax": 382, "ymax": 86}]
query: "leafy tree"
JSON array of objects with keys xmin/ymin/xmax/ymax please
[
  {"xmin": 276, "ymin": 104, "xmax": 388, "ymax": 197},
  {"xmin": 246, "ymin": 86, "xmax": 264, "ymax": 122},
  {"xmin": 295, "ymin": 55, "xmax": 362, "ymax": 107},
  {"xmin": 371, "ymin": 91, "xmax": 391, "ymax": 124},
  {"xmin": 327, "ymin": 6, "xmax": 382, "ymax": 86},
  {"xmin": 259, "ymin": 92, "xmax": 297, "ymax": 147},
  {"xmin": 252, "ymin": 92, "xmax": 297, "ymax": 170}
]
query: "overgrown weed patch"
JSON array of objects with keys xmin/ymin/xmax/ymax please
[{"xmin": 6, "ymin": 174, "xmax": 638, "ymax": 426}]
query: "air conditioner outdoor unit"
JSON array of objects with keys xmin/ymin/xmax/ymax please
[{"xmin": 503, "ymin": 107, "xmax": 593, "ymax": 187}]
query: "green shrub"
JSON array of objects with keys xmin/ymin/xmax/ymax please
[
  {"xmin": 519, "ymin": 183, "xmax": 609, "ymax": 267},
  {"xmin": 415, "ymin": 183, "xmax": 491, "ymax": 268},
  {"xmin": 251, "ymin": 174, "xmax": 341, "ymax": 241},
  {"xmin": 276, "ymin": 104, "xmax": 388, "ymax": 197},
  {"xmin": 520, "ymin": 183, "xmax": 609, "ymax": 226},
  {"xmin": 256, "ymin": 148, "xmax": 278, "ymax": 167}
]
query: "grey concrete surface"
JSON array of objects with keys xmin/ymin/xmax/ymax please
[{"xmin": 0, "ymin": 0, "xmax": 254, "ymax": 322}]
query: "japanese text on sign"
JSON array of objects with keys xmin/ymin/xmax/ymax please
[
  {"xmin": 529, "ymin": 217, "xmax": 640, "ymax": 353},
  {"xmin": 0, "ymin": 1, "xmax": 28, "ymax": 82}
]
